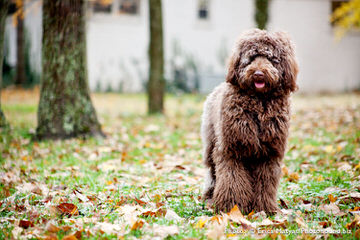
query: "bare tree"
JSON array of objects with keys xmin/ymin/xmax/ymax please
[
  {"xmin": 0, "ymin": 0, "xmax": 10, "ymax": 128},
  {"xmin": 14, "ymin": 0, "xmax": 26, "ymax": 86},
  {"xmin": 148, "ymin": 0, "xmax": 165, "ymax": 114},
  {"xmin": 255, "ymin": 0, "xmax": 269, "ymax": 30},
  {"xmin": 36, "ymin": 0, "xmax": 103, "ymax": 139}
]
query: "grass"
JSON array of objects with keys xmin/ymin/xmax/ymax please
[{"xmin": 0, "ymin": 89, "xmax": 360, "ymax": 239}]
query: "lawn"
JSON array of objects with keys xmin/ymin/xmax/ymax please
[{"xmin": 1, "ymin": 89, "xmax": 360, "ymax": 239}]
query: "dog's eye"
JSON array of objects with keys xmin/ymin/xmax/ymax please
[{"xmin": 272, "ymin": 58, "xmax": 280, "ymax": 64}]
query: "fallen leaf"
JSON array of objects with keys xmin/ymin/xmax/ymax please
[
  {"xmin": 152, "ymin": 224, "xmax": 179, "ymax": 238},
  {"xmin": 165, "ymin": 209, "xmax": 183, "ymax": 221},
  {"xmin": 227, "ymin": 205, "xmax": 252, "ymax": 229},
  {"xmin": 62, "ymin": 235, "xmax": 77, "ymax": 240},
  {"xmin": 134, "ymin": 198, "xmax": 147, "ymax": 206},
  {"xmin": 295, "ymin": 217, "xmax": 307, "ymax": 228},
  {"xmin": 131, "ymin": 219, "xmax": 145, "ymax": 231},
  {"xmin": 279, "ymin": 199, "xmax": 288, "ymax": 209},
  {"xmin": 346, "ymin": 215, "xmax": 360, "ymax": 229},
  {"xmin": 141, "ymin": 208, "xmax": 166, "ymax": 218},
  {"xmin": 195, "ymin": 217, "xmax": 208, "ymax": 229},
  {"xmin": 19, "ymin": 219, "xmax": 34, "ymax": 229},
  {"xmin": 355, "ymin": 229, "xmax": 360, "ymax": 238},
  {"xmin": 288, "ymin": 172, "xmax": 299, "ymax": 182},
  {"xmin": 206, "ymin": 215, "xmax": 227, "ymax": 240},
  {"xmin": 43, "ymin": 234, "xmax": 58, "ymax": 240},
  {"xmin": 56, "ymin": 203, "xmax": 79, "ymax": 217},
  {"xmin": 11, "ymin": 226, "xmax": 23, "ymax": 239},
  {"xmin": 328, "ymin": 194, "xmax": 337, "ymax": 203},
  {"xmin": 319, "ymin": 221, "xmax": 332, "ymax": 228},
  {"xmin": 319, "ymin": 203, "xmax": 345, "ymax": 216},
  {"xmin": 46, "ymin": 222, "xmax": 61, "ymax": 233}
]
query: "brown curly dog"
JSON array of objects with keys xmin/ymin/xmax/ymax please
[{"xmin": 201, "ymin": 29, "xmax": 298, "ymax": 214}]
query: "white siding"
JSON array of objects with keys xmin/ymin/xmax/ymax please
[{"xmin": 4, "ymin": 0, "xmax": 360, "ymax": 93}]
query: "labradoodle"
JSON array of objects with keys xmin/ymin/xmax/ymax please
[{"xmin": 201, "ymin": 29, "xmax": 298, "ymax": 214}]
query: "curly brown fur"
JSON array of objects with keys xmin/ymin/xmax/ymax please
[{"xmin": 201, "ymin": 29, "xmax": 298, "ymax": 214}]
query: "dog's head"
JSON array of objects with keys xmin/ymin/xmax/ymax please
[{"xmin": 226, "ymin": 29, "xmax": 299, "ymax": 96}]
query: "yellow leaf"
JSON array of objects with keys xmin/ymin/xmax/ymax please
[
  {"xmin": 288, "ymin": 172, "xmax": 300, "ymax": 182},
  {"xmin": 328, "ymin": 194, "xmax": 337, "ymax": 203},
  {"xmin": 336, "ymin": 144, "xmax": 343, "ymax": 152},
  {"xmin": 226, "ymin": 233, "xmax": 237, "ymax": 237},
  {"xmin": 355, "ymin": 162, "xmax": 360, "ymax": 170},
  {"xmin": 106, "ymin": 180, "xmax": 113, "ymax": 185},
  {"xmin": 195, "ymin": 218, "xmax": 208, "ymax": 229},
  {"xmin": 324, "ymin": 145, "xmax": 334, "ymax": 153},
  {"xmin": 317, "ymin": 175, "xmax": 324, "ymax": 182},
  {"xmin": 247, "ymin": 210, "xmax": 255, "ymax": 217}
]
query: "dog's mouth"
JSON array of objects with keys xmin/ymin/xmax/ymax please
[{"xmin": 254, "ymin": 80, "xmax": 265, "ymax": 89}]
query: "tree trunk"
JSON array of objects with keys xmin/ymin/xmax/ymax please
[
  {"xmin": 36, "ymin": 0, "xmax": 103, "ymax": 140},
  {"xmin": 15, "ymin": 0, "xmax": 26, "ymax": 86},
  {"xmin": 148, "ymin": 0, "xmax": 165, "ymax": 114},
  {"xmin": 0, "ymin": 0, "xmax": 10, "ymax": 128},
  {"xmin": 255, "ymin": 0, "xmax": 269, "ymax": 30}
]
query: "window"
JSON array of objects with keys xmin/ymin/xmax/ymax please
[
  {"xmin": 119, "ymin": 0, "xmax": 140, "ymax": 15},
  {"xmin": 198, "ymin": 0, "xmax": 209, "ymax": 20},
  {"xmin": 93, "ymin": 0, "xmax": 112, "ymax": 13}
]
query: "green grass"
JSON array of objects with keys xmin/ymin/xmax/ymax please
[{"xmin": 1, "ymin": 92, "xmax": 360, "ymax": 239}]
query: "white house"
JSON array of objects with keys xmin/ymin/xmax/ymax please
[{"xmin": 4, "ymin": 0, "xmax": 360, "ymax": 93}]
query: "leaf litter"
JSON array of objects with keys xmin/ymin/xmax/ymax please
[{"xmin": 1, "ymin": 92, "xmax": 360, "ymax": 239}]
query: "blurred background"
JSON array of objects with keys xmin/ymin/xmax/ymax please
[
  {"xmin": 2, "ymin": 0, "xmax": 360, "ymax": 94},
  {"xmin": 1, "ymin": 2, "xmax": 360, "ymax": 238}
]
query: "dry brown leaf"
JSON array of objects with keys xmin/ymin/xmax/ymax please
[
  {"xmin": 134, "ymin": 198, "xmax": 147, "ymax": 206},
  {"xmin": 62, "ymin": 235, "xmax": 77, "ymax": 240},
  {"xmin": 46, "ymin": 222, "xmax": 61, "ymax": 233},
  {"xmin": 227, "ymin": 205, "xmax": 253, "ymax": 229},
  {"xmin": 319, "ymin": 221, "xmax": 332, "ymax": 228},
  {"xmin": 279, "ymin": 199, "xmax": 288, "ymax": 209},
  {"xmin": 288, "ymin": 172, "xmax": 299, "ymax": 182},
  {"xmin": 56, "ymin": 203, "xmax": 79, "ymax": 217},
  {"xmin": 346, "ymin": 214, "xmax": 360, "ymax": 229},
  {"xmin": 319, "ymin": 203, "xmax": 345, "ymax": 216},
  {"xmin": 206, "ymin": 215, "xmax": 227, "ymax": 240},
  {"xmin": 141, "ymin": 208, "xmax": 166, "ymax": 218},
  {"xmin": 97, "ymin": 222, "xmax": 123, "ymax": 235},
  {"xmin": 339, "ymin": 192, "xmax": 360, "ymax": 204},
  {"xmin": 74, "ymin": 230, "xmax": 83, "ymax": 239},
  {"xmin": 295, "ymin": 217, "xmax": 307, "ymax": 228},
  {"xmin": 355, "ymin": 229, "xmax": 360, "ymax": 238},
  {"xmin": 152, "ymin": 224, "xmax": 179, "ymax": 238},
  {"xmin": 43, "ymin": 234, "xmax": 58, "ymax": 240},
  {"xmin": 328, "ymin": 194, "xmax": 337, "ymax": 203},
  {"xmin": 165, "ymin": 209, "xmax": 183, "ymax": 221},
  {"xmin": 19, "ymin": 219, "xmax": 34, "ymax": 229},
  {"xmin": 131, "ymin": 219, "xmax": 145, "ymax": 231}
]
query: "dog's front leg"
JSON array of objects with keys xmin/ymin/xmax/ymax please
[
  {"xmin": 252, "ymin": 160, "xmax": 281, "ymax": 214},
  {"xmin": 212, "ymin": 158, "xmax": 253, "ymax": 214}
]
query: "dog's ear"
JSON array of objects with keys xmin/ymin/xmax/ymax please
[
  {"xmin": 274, "ymin": 31, "xmax": 299, "ymax": 93},
  {"xmin": 283, "ymin": 52, "xmax": 299, "ymax": 93},
  {"xmin": 225, "ymin": 55, "xmax": 239, "ymax": 85}
]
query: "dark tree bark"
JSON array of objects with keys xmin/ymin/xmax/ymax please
[
  {"xmin": 0, "ymin": 0, "xmax": 10, "ymax": 128},
  {"xmin": 148, "ymin": 0, "xmax": 165, "ymax": 114},
  {"xmin": 15, "ymin": 0, "xmax": 26, "ymax": 86},
  {"xmin": 36, "ymin": 0, "xmax": 103, "ymax": 140},
  {"xmin": 255, "ymin": 0, "xmax": 269, "ymax": 30}
]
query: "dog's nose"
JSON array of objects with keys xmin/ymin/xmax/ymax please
[{"xmin": 253, "ymin": 70, "xmax": 264, "ymax": 79}]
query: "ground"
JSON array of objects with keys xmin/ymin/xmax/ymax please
[{"xmin": 1, "ymin": 88, "xmax": 360, "ymax": 239}]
